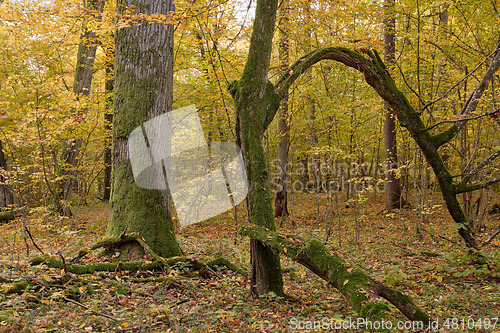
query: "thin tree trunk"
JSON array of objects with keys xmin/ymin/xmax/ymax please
[
  {"xmin": 0, "ymin": 140, "xmax": 13, "ymax": 207},
  {"xmin": 107, "ymin": 0, "xmax": 181, "ymax": 259},
  {"xmin": 274, "ymin": 1, "xmax": 290, "ymax": 217},
  {"xmin": 102, "ymin": 34, "xmax": 113, "ymax": 202},
  {"xmin": 304, "ymin": 0, "xmax": 321, "ymax": 193},
  {"xmin": 54, "ymin": 0, "xmax": 105, "ymax": 216},
  {"xmin": 383, "ymin": 0, "xmax": 401, "ymax": 209},
  {"xmin": 307, "ymin": 98, "xmax": 322, "ymax": 192}
]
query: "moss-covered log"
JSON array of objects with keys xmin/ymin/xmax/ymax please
[
  {"xmin": 0, "ymin": 211, "xmax": 14, "ymax": 224},
  {"xmin": 30, "ymin": 255, "xmax": 167, "ymax": 274},
  {"xmin": 207, "ymin": 257, "xmax": 248, "ymax": 276},
  {"xmin": 4, "ymin": 280, "xmax": 29, "ymax": 295},
  {"xmin": 240, "ymin": 224, "xmax": 431, "ymax": 325},
  {"xmin": 29, "ymin": 253, "xmax": 225, "ymax": 277}
]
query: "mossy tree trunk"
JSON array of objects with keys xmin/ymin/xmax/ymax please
[
  {"xmin": 229, "ymin": 0, "xmax": 284, "ymax": 296},
  {"xmin": 240, "ymin": 224, "xmax": 431, "ymax": 326},
  {"xmin": 107, "ymin": 0, "xmax": 181, "ymax": 259}
]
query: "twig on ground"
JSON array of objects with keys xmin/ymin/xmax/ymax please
[
  {"xmin": 23, "ymin": 225, "xmax": 44, "ymax": 254},
  {"xmin": 63, "ymin": 297, "xmax": 123, "ymax": 321},
  {"xmin": 481, "ymin": 228, "xmax": 500, "ymax": 248}
]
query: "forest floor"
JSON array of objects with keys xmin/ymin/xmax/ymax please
[{"xmin": 0, "ymin": 191, "xmax": 499, "ymax": 332}]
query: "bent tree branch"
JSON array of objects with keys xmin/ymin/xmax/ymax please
[
  {"xmin": 240, "ymin": 224, "xmax": 432, "ymax": 325},
  {"xmin": 432, "ymin": 44, "xmax": 500, "ymax": 147},
  {"xmin": 270, "ymin": 46, "xmax": 500, "ymax": 250}
]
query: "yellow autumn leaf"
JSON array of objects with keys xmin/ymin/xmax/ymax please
[{"xmin": 343, "ymin": 279, "xmax": 349, "ymax": 286}]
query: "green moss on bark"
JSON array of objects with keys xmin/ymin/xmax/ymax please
[{"xmin": 110, "ymin": 0, "xmax": 180, "ymax": 259}]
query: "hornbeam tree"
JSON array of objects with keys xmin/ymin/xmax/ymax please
[
  {"xmin": 229, "ymin": 0, "xmax": 284, "ymax": 296},
  {"xmin": 231, "ymin": 0, "xmax": 499, "ymax": 296}
]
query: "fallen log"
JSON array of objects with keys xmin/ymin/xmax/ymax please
[
  {"xmin": 30, "ymin": 256, "xmax": 166, "ymax": 274},
  {"xmin": 0, "ymin": 211, "xmax": 14, "ymax": 224},
  {"xmin": 207, "ymin": 257, "xmax": 248, "ymax": 276},
  {"xmin": 239, "ymin": 224, "xmax": 431, "ymax": 326}
]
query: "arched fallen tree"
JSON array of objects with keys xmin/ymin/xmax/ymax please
[
  {"xmin": 240, "ymin": 224, "xmax": 431, "ymax": 326},
  {"xmin": 273, "ymin": 45, "xmax": 500, "ymax": 251},
  {"xmin": 230, "ymin": 0, "xmax": 498, "ymax": 299}
]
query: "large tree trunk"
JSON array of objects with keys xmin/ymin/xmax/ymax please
[
  {"xmin": 274, "ymin": 1, "xmax": 290, "ymax": 218},
  {"xmin": 240, "ymin": 224, "xmax": 432, "ymax": 326},
  {"xmin": 383, "ymin": 0, "xmax": 401, "ymax": 210},
  {"xmin": 107, "ymin": 0, "xmax": 181, "ymax": 259},
  {"xmin": 229, "ymin": 0, "xmax": 284, "ymax": 296},
  {"xmin": 54, "ymin": 0, "xmax": 105, "ymax": 216}
]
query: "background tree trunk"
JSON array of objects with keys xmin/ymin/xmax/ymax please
[
  {"xmin": 304, "ymin": 0, "xmax": 322, "ymax": 193},
  {"xmin": 54, "ymin": 0, "xmax": 105, "ymax": 216},
  {"xmin": 383, "ymin": 0, "xmax": 402, "ymax": 210},
  {"xmin": 107, "ymin": 0, "xmax": 181, "ymax": 259},
  {"xmin": 274, "ymin": 1, "xmax": 290, "ymax": 217},
  {"xmin": 102, "ymin": 34, "xmax": 113, "ymax": 202},
  {"xmin": 0, "ymin": 140, "xmax": 13, "ymax": 207}
]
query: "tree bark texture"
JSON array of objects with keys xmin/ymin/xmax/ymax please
[{"xmin": 107, "ymin": 0, "xmax": 181, "ymax": 259}]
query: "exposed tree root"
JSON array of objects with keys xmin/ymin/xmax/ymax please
[
  {"xmin": 28, "ymin": 233, "xmax": 248, "ymax": 278},
  {"xmin": 240, "ymin": 224, "xmax": 431, "ymax": 326}
]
